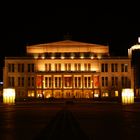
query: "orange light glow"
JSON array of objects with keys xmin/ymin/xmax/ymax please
[
  {"xmin": 37, "ymin": 63, "xmax": 45, "ymax": 71},
  {"xmin": 94, "ymin": 93, "xmax": 99, "ymax": 97},
  {"xmin": 71, "ymin": 56, "xmax": 74, "ymax": 59}
]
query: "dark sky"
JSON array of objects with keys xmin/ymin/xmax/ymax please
[{"xmin": 0, "ymin": 1, "xmax": 140, "ymax": 80}]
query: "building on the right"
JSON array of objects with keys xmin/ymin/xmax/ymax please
[{"xmin": 128, "ymin": 37, "xmax": 140, "ymax": 97}]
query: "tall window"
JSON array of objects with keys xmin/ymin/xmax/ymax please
[
  {"xmin": 65, "ymin": 63, "xmax": 71, "ymax": 71},
  {"xmin": 28, "ymin": 64, "xmax": 34, "ymax": 72},
  {"xmin": 64, "ymin": 77, "xmax": 72, "ymax": 88},
  {"xmin": 75, "ymin": 63, "xmax": 81, "ymax": 71},
  {"xmin": 8, "ymin": 64, "xmax": 15, "ymax": 72},
  {"xmin": 21, "ymin": 77, "xmax": 24, "ymax": 87},
  {"xmin": 28, "ymin": 77, "xmax": 34, "ymax": 87},
  {"xmin": 88, "ymin": 64, "xmax": 91, "ymax": 71},
  {"xmin": 84, "ymin": 63, "xmax": 91, "ymax": 71},
  {"xmin": 44, "ymin": 77, "xmax": 52, "ymax": 88},
  {"xmin": 54, "ymin": 77, "xmax": 61, "ymax": 88},
  {"xmin": 121, "ymin": 64, "xmax": 128, "ymax": 72},
  {"xmin": 31, "ymin": 77, "xmax": 34, "ymax": 86},
  {"xmin": 111, "ymin": 63, "xmax": 118, "ymax": 72},
  {"xmin": 84, "ymin": 76, "xmax": 91, "ymax": 88},
  {"xmin": 101, "ymin": 63, "xmax": 108, "ymax": 72},
  {"xmin": 18, "ymin": 77, "xmax": 24, "ymax": 87},
  {"xmin": 105, "ymin": 77, "xmax": 108, "ymax": 86},
  {"xmin": 45, "ymin": 64, "xmax": 51, "ymax": 71},
  {"xmin": 18, "ymin": 64, "xmax": 24, "ymax": 72},
  {"xmin": 55, "ymin": 63, "xmax": 61, "ymax": 71},
  {"xmin": 8, "ymin": 77, "xmax": 15, "ymax": 87},
  {"xmin": 102, "ymin": 77, "xmax": 104, "ymax": 86},
  {"xmin": 121, "ymin": 76, "xmax": 129, "ymax": 87},
  {"xmin": 122, "ymin": 76, "xmax": 124, "ymax": 87},
  {"xmin": 18, "ymin": 77, "xmax": 20, "ymax": 87},
  {"xmin": 112, "ymin": 77, "xmax": 118, "ymax": 87},
  {"xmin": 102, "ymin": 77, "xmax": 108, "ymax": 87},
  {"xmin": 74, "ymin": 77, "xmax": 81, "ymax": 88}
]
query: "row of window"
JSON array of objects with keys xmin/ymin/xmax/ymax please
[
  {"xmin": 44, "ymin": 76, "xmax": 130, "ymax": 88},
  {"xmin": 8, "ymin": 63, "xmax": 129, "ymax": 72},
  {"xmin": 8, "ymin": 76, "xmax": 130, "ymax": 88},
  {"xmin": 47, "ymin": 63, "xmax": 91, "ymax": 71},
  {"xmin": 101, "ymin": 63, "xmax": 128, "ymax": 72},
  {"xmin": 8, "ymin": 77, "xmax": 34, "ymax": 87},
  {"xmin": 8, "ymin": 64, "xmax": 34, "ymax": 72},
  {"xmin": 8, "ymin": 63, "xmax": 91, "ymax": 72},
  {"xmin": 38, "ymin": 76, "xmax": 92, "ymax": 88},
  {"xmin": 8, "ymin": 76, "xmax": 92, "ymax": 88},
  {"xmin": 101, "ymin": 76, "xmax": 130, "ymax": 87}
]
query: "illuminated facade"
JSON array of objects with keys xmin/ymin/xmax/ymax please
[{"xmin": 3, "ymin": 40, "xmax": 134, "ymax": 99}]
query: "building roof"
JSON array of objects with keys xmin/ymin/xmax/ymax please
[
  {"xmin": 28, "ymin": 40, "xmax": 108, "ymax": 47},
  {"xmin": 26, "ymin": 40, "xmax": 109, "ymax": 54}
]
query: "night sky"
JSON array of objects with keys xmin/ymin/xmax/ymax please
[{"xmin": 0, "ymin": 2, "xmax": 140, "ymax": 81}]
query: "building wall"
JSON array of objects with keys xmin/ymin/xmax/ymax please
[{"xmin": 3, "ymin": 57, "xmax": 132, "ymax": 99}]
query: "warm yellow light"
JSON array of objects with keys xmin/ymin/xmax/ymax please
[
  {"xmin": 97, "ymin": 54, "xmax": 102, "ymax": 59},
  {"xmin": 3, "ymin": 88, "xmax": 15, "ymax": 104},
  {"xmin": 34, "ymin": 54, "xmax": 38, "ymax": 59},
  {"xmin": 138, "ymin": 37, "xmax": 140, "ymax": 43},
  {"xmin": 71, "ymin": 56, "xmax": 74, "ymax": 59},
  {"xmin": 61, "ymin": 56, "xmax": 65, "ymax": 59},
  {"xmin": 115, "ymin": 91, "xmax": 118, "ymax": 97},
  {"xmin": 28, "ymin": 91, "xmax": 35, "ymax": 97},
  {"xmin": 80, "ymin": 53, "xmax": 84, "ymax": 59},
  {"xmin": 37, "ymin": 63, "xmax": 45, "ymax": 71},
  {"xmin": 51, "ymin": 56, "xmax": 55, "ymax": 59},
  {"xmin": 122, "ymin": 88, "xmax": 134, "ymax": 104},
  {"xmin": 102, "ymin": 92, "xmax": 108, "ymax": 97},
  {"xmin": 94, "ymin": 93, "xmax": 99, "ymax": 97},
  {"xmin": 46, "ymin": 94, "xmax": 51, "ymax": 98},
  {"xmin": 41, "ymin": 55, "xmax": 45, "ymax": 59},
  {"xmin": 51, "ymin": 53, "xmax": 55, "ymax": 59},
  {"xmin": 71, "ymin": 53, "xmax": 74, "ymax": 59},
  {"xmin": 37, "ymin": 94, "xmax": 43, "ymax": 98}
]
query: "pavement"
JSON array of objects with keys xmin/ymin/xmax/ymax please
[{"xmin": 0, "ymin": 102, "xmax": 140, "ymax": 140}]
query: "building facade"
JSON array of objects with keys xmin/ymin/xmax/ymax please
[{"xmin": 3, "ymin": 40, "xmax": 134, "ymax": 99}]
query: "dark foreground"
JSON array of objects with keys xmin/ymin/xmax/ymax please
[{"xmin": 0, "ymin": 101, "xmax": 140, "ymax": 140}]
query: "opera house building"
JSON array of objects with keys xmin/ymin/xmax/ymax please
[{"xmin": 3, "ymin": 40, "xmax": 137, "ymax": 99}]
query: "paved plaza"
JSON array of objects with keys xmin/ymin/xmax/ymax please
[{"xmin": 0, "ymin": 101, "xmax": 140, "ymax": 140}]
